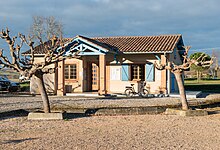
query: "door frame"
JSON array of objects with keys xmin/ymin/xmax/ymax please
[{"xmin": 87, "ymin": 61, "xmax": 99, "ymax": 91}]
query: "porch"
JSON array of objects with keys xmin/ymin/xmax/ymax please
[{"xmin": 56, "ymin": 35, "xmax": 117, "ymax": 96}]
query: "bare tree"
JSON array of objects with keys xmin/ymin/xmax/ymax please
[
  {"xmin": 29, "ymin": 16, "xmax": 63, "ymax": 43},
  {"xmin": 0, "ymin": 28, "xmax": 79, "ymax": 113},
  {"xmin": 0, "ymin": 28, "xmax": 77, "ymax": 113},
  {"xmin": 154, "ymin": 46, "xmax": 214, "ymax": 110}
]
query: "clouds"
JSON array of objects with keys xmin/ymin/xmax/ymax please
[{"xmin": 0, "ymin": 0, "xmax": 220, "ymax": 51}]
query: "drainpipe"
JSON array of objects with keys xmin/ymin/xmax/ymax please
[
  {"xmin": 154, "ymin": 53, "xmax": 169, "ymax": 95},
  {"xmin": 154, "ymin": 54, "xmax": 161, "ymax": 62},
  {"xmin": 164, "ymin": 53, "xmax": 169, "ymax": 95},
  {"xmin": 167, "ymin": 70, "xmax": 170, "ymax": 95}
]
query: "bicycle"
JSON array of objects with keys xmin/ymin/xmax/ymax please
[{"xmin": 124, "ymin": 81, "xmax": 149, "ymax": 97}]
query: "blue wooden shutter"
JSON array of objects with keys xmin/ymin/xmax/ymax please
[
  {"xmin": 171, "ymin": 73, "xmax": 175, "ymax": 92},
  {"xmin": 121, "ymin": 65, "xmax": 130, "ymax": 81},
  {"xmin": 145, "ymin": 63, "xmax": 155, "ymax": 81}
]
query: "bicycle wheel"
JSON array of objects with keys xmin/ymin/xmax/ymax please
[
  {"xmin": 125, "ymin": 89, "xmax": 133, "ymax": 97},
  {"xmin": 140, "ymin": 89, "xmax": 149, "ymax": 97}
]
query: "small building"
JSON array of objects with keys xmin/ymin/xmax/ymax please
[{"xmin": 25, "ymin": 34, "xmax": 186, "ymax": 96}]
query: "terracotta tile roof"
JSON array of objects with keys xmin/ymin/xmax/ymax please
[
  {"xmin": 22, "ymin": 38, "xmax": 73, "ymax": 55},
  {"xmin": 91, "ymin": 34, "xmax": 182, "ymax": 53},
  {"xmin": 23, "ymin": 34, "xmax": 182, "ymax": 55}
]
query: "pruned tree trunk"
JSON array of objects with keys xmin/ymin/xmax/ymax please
[
  {"xmin": 196, "ymin": 70, "xmax": 200, "ymax": 83},
  {"xmin": 35, "ymin": 73, "xmax": 51, "ymax": 113},
  {"xmin": 154, "ymin": 46, "xmax": 213, "ymax": 111},
  {"xmin": 174, "ymin": 71, "xmax": 189, "ymax": 110}
]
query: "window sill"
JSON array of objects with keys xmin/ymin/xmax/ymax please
[
  {"xmin": 65, "ymin": 79, "xmax": 78, "ymax": 83},
  {"xmin": 130, "ymin": 79, "xmax": 142, "ymax": 83}
]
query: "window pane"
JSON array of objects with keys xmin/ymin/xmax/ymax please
[
  {"xmin": 64, "ymin": 65, "xmax": 69, "ymax": 79},
  {"xmin": 131, "ymin": 64, "xmax": 145, "ymax": 80},
  {"xmin": 132, "ymin": 65, "xmax": 138, "ymax": 79},
  {"xmin": 65, "ymin": 64, "xmax": 77, "ymax": 79},
  {"xmin": 139, "ymin": 65, "xmax": 145, "ymax": 80},
  {"xmin": 70, "ymin": 64, "xmax": 77, "ymax": 79}
]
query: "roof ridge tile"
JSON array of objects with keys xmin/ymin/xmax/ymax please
[{"xmin": 92, "ymin": 34, "xmax": 181, "ymax": 39}]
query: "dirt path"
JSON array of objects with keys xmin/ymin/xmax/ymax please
[
  {"xmin": 1, "ymin": 114, "xmax": 220, "ymax": 150},
  {"xmin": 1, "ymin": 95, "xmax": 220, "ymax": 149}
]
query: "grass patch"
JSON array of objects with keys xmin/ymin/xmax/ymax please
[
  {"xmin": 19, "ymin": 81, "xmax": 30, "ymax": 92},
  {"xmin": 185, "ymin": 79, "xmax": 220, "ymax": 93},
  {"xmin": 19, "ymin": 82, "xmax": 30, "ymax": 87}
]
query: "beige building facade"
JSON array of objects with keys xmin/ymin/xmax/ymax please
[{"xmin": 29, "ymin": 34, "xmax": 186, "ymax": 96}]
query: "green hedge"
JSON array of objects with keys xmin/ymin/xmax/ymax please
[
  {"xmin": 185, "ymin": 84, "xmax": 220, "ymax": 93},
  {"xmin": 185, "ymin": 78, "xmax": 220, "ymax": 81}
]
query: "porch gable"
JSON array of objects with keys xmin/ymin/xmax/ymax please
[{"xmin": 64, "ymin": 36, "xmax": 116, "ymax": 57}]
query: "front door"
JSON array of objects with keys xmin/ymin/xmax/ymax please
[{"xmin": 92, "ymin": 63, "xmax": 99, "ymax": 91}]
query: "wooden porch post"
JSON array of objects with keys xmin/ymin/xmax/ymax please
[
  {"xmin": 57, "ymin": 60, "xmax": 66, "ymax": 96},
  {"xmin": 161, "ymin": 54, "xmax": 167, "ymax": 94},
  {"xmin": 99, "ymin": 54, "xmax": 107, "ymax": 95}
]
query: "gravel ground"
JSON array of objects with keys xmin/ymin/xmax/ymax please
[
  {"xmin": 1, "ymin": 93, "xmax": 220, "ymax": 113},
  {"xmin": 1, "ymin": 114, "xmax": 220, "ymax": 150},
  {"xmin": 1, "ymin": 94, "xmax": 220, "ymax": 149}
]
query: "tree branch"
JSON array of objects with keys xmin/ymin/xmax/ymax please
[
  {"xmin": 0, "ymin": 28, "xmax": 23, "ymax": 71},
  {"xmin": 19, "ymin": 33, "xmax": 35, "ymax": 64}
]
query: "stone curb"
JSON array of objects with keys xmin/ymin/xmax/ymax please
[
  {"xmin": 165, "ymin": 108, "xmax": 208, "ymax": 116},
  {"xmin": 28, "ymin": 112, "xmax": 64, "ymax": 120}
]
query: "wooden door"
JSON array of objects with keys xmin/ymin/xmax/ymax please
[{"xmin": 92, "ymin": 63, "xmax": 99, "ymax": 91}]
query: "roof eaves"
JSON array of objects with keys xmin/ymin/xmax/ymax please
[
  {"xmin": 22, "ymin": 53, "xmax": 45, "ymax": 56},
  {"xmin": 123, "ymin": 51, "xmax": 173, "ymax": 54},
  {"xmin": 173, "ymin": 35, "xmax": 183, "ymax": 49}
]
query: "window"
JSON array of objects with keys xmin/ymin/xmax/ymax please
[
  {"xmin": 131, "ymin": 64, "xmax": 145, "ymax": 80},
  {"xmin": 65, "ymin": 64, "xmax": 77, "ymax": 79},
  {"xmin": 121, "ymin": 63, "xmax": 155, "ymax": 81}
]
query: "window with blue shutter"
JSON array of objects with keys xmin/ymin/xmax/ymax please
[
  {"xmin": 145, "ymin": 62, "xmax": 155, "ymax": 81},
  {"xmin": 121, "ymin": 65, "xmax": 130, "ymax": 81}
]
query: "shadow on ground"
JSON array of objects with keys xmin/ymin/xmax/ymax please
[
  {"xmin": 63, "ymin": 112, "xmax": 88, "ymax": 119},
  {"xmin": 197, "ymin": 93, "xmax": 210, "ymax": 98},
  {"xmin": 0, "ymin": 109, "xmax": 29, "ymax": 121},
  {"xmin": 0, "ymin": 109, "xmax": 90, "ymax": 120},
  {"xmin": 1, "ymin": 138, "xmax": 38, "ymax": 144}
]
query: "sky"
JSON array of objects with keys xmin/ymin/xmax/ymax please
[{"xmin": 1, "ymin": 0, "xmax": 220, "ymax": 56}]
